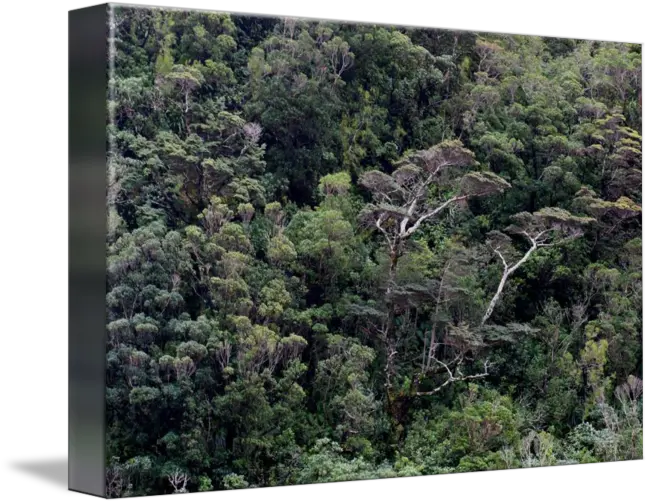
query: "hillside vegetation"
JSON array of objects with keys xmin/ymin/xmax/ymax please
[{"xmin": 105, "ymin": 7, "xmax": 642, "ymax": 496}]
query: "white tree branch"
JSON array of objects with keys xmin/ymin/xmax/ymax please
[
  {"xmin": 481, "ymin": 241, "xmax": 538, "ymax": 326},
  {"xmin": 403, "ymin": 194, "xmax": 469, "ymax": 238},
  {"xmin": 415, "ymin": 359, "xmax": 490, "ymax": 397},
  {"xmin": 494, "ymin": 248, "xmax": 508, "ymax": 270},
  {"xmin": 375, "ymin": 213, "xmax": 393, "ymax": 252}
]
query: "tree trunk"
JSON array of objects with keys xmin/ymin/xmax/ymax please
[
  {"xmin": 481, "ymin": 243, "xmax": 537, "ymax": 326},
  {"xmin": 386, "ymin": 248, "xmax": 399, "ymax": 296},
  {"xmin": 481, "ymin": 268, "xmax": 511, "ymax": 326}
]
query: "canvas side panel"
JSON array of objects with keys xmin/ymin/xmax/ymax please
[{"xmin": 69, "ymin": 4, "xmax": 109, "ymax": 497}]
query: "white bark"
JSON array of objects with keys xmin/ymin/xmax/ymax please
[
  {"xmin": 403, "ymin": 194, "xmax": 469, "ymax": 238},
  {"xmin": 415, "ymin": 358, "xmax": 490, "ymax": 397},
  {"xmin": 480, "ymin": 237, "xmax": 539, "ymax": 326}
]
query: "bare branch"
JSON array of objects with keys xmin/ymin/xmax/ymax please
[
  {"xmin": 403, "ymin": 194, "xmax": 469, "ymax": 238},
  {"xmin": 481, "ymin": 241, "xmax": 537, "ymax": 326},
  {"xmin": 415, "ymin": 359, "xmax": 491, "ymax": 397},
  {"xmin": 168, "ymin": 470, "xmax": 189, "ymax": 494},
  {"xmin": 482, "ymin": 208, "xmax": 593, "ymax": 326},
  {"xmin": 493, "ymin": 248, "xmax": 509, "ymax": 270},
  {"xmin": 375, "ymin": 213, "xmax": 394, "ymax": 252}
]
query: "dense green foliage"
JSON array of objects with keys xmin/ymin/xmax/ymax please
[{"xmin": 105, "ymin": 6, "xmax": 642, "ymax": 496}]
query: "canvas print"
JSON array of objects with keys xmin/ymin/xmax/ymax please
[{"xmin": 102, "ymin": 3, "xmax": 642, "ymax": 497}]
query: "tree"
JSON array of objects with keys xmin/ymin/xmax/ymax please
[
  {"xmin": 355, "ymin": 141, "xmax": 510, "ymax": 417},
  {"xmin": 360, "ymin": 140, "xmax": 510, "ymax": 294},
  {"xmin": 481, "ymin": 208, "xmax": 595, "ymax": 326},
  {"xmin": 572, "ymin": 112, "xmax": 642, "ymax": 200},
  {"xmin": 104, "ymin": 9, "xmax": 643, "ymax": 495}
]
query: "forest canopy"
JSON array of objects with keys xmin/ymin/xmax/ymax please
[{"xmin": 105, "ymin": 6, "xmax": 642, "ymax": 497}]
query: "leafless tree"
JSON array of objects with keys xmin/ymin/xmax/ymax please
[
  {"xmin": 167, "ymin": 469, "xmax": 189, "ymax": 493},
  {"xmin": 414, "ymin": 356, "xmax": 491, "ymax": 397},
  {"xmin": 238, "ymin": 121, "xmax": 264, "ymax": 158},
  {"xmin": 616, "ymin": 375, "xmax": 643, "ymax": 420}
]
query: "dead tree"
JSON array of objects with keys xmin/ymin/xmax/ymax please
[{"xmin": 168, "ymin": 470, "xmax": 189, "ymax": 494}]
